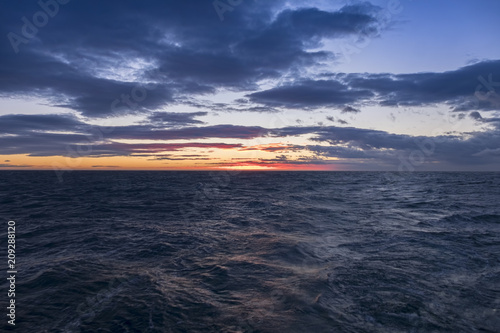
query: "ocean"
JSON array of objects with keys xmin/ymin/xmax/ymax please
[{"xmin": 1, "ymin": 171, "xmax": 499, "ymax": 332}]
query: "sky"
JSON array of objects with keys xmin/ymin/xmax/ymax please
[{"xmin": 1, "ymin": 0, "xmax": 499, "ymax": 171}]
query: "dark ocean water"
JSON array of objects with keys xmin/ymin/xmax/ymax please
[{"xmin": 0, "ymin": 171, "xmax": 499, "ymax": 332}]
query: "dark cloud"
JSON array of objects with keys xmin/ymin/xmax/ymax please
[
  {"xmin": 248, "ymin": 60, "xmax": 500, "ymax": 111},
  {"xmin": 342, "ymin": 106, "xmax": 361, "ymax": 113},
  {"xmin": 0, "ymin": 164, "xmax": 33, "ymax": 168},
  {"xmin": 0, "ymin": 50, "xmax": 174, "ymax": 117},
  {"xmin": 0, "ymin": 1, "xmax": 384, "ymax": 116},
  {"xmin": 145, "ymin": 112, "xmax": 207, "ymax": 126},
  {"xmin": 238, "ymin": 144, "xmax": 305, "ymax": 152},
  {"xmin": 187, "ymin": 100, "xmax": 281, "ymax": 114},
  {"xmin": 248, "ymin": 79, "xmax": 373, "ymax": 108},
  {"xmin": 233, "ymin": 5, "xmax": 381, "ymax": 78},
  {"xmin": 1, "ymin": 111, "xmax": 498, "ymax": 169},
  {"xmin": 1, "ymin": 0, "xmax": 497, "ymax": 117},
  {"xmin": 347, "ymin": 60, "xmax": 500, "ymax": 111},
  {"xmin": 0, "ymin": 114, "xmax": 257, "ymax": 157},
  {"xmin": 1, "ymin": 1, "xmax": 499, "ymax": 170},
  {"xmin": 266, "ymin": 123, "xmax": 500, "ymax": 169},
  {"xmin": 309, "ymin": 126, "xmax": 500, "ymax": 169},
  {"xmin": 470, "ymin": 111, "xmax": 483, "ymax": 121},
  {"xmin": 148, "ymin": 154, "xmax": 209, "ymax": 161},
  {"xmin": 106, "ymin": 124, "xmax": 268, "ymax": 141},
  {"xmin": 469, "ymin": 111, "xmax": 500, "ymax": 123},
  {"xmin": 473, "ymin": 148, "xmax": 500, "ymax": 157},
  {"xmin": 80, "ymin": 142, "xmax": 242, "ymax": 157},
  {"xmin": 0, "ymin": 113, "xmax": 84, "ymax": 133},
  {"xmin": 149, "ymin": 3, "xmax": 383, "ymax": 88}
]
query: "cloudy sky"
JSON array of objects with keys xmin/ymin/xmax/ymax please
[{"xmin": 1, "ymin": 0, "xmax": 499, "ymax": 171}]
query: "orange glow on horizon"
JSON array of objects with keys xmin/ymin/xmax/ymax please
[
  {"xmin": 212, "ymin": 161, "xmax": 336, "ymax": 171},
  {"xmin": 0, "ymin": 154, "xmax": 337, "ymax": 171}
]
